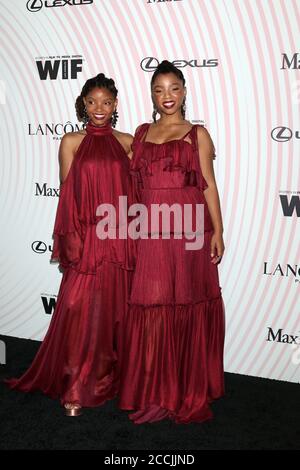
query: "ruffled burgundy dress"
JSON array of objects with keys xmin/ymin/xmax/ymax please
[
  {"xmin": 6, "ymin": 121, "xmax": 135, "ymax": 407},
  {"xmin": 118, "ymin": 123, "xmax": 225, "ymax": 424}
]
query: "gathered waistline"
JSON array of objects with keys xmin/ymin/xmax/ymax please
[{"xmin": 141, "ymin": 186, "xmax": 200, "ymax": 191}]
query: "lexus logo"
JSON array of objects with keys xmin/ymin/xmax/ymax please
[
  {"xmin": 31, "ymin": 241, "xmax": 48, "ymax": 254},
  {"xmin": 271, "ymin": 126, "xmax": 293, "ymax": 142},
  {"xmin": 27, "ymin": 0, "xmax": 93, "ymax": 12},
  {"xmin": 140, "ymin": 57, "xmax": 218, "ymax": 72},
  {"xmin": 141, "ymin": 57, "xmax": 160, "ymax": 71},
  {"xmin": 27, "ymin": 0, "xmax": 43, "ymax": 11}
]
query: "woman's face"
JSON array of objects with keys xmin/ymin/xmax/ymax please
[
  {"xmin": 83, "ymin": 87, "xmax": 117, "ymax": 126},
  {"xmin": 151, "ymin": 72, "xmax": 186, "ymax": 118}
]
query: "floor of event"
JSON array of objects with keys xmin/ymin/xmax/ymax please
[{"xmin": 0, "ymin": 334, "xmax": 299, "ymax": 450}]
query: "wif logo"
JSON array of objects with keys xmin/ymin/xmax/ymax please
[
  {"xmin": 41, "ymin": 295, "xmax": 57, "ymax": 315},
  {"xmin": 279, "ymin": 195, "xmax": 300, "ymax": 217},
  {"xmin": 36, "ymin": 56, "xmax": 83, "ymax": 80}
]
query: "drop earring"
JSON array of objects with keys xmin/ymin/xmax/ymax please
[
  {"xmin": 83, "ymin": 106, "xmax": 89, "ymax": 125},
  {"xmin": 111, "ymin": 108, "xmax": 118, "ymax": 128},
  {"xmin": 181, "ymin": 97, "xmax": 186, "ymax": 119},
  {"xmin": 152, "ymin": 105, "xmax": 158, "ymax": 123}
]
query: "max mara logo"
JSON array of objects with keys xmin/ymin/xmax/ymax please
[{"xmin": 266, "ymin": 327, "xmax": 299, "ymax": 344}]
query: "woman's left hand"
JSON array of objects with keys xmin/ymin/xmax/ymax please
[{"xmin": 210, "ymin": 232, "xmax": 225, "ymax": 264}]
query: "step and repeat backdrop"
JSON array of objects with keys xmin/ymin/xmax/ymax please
[{"xmin": 0, "ymin": 0, "xmax": 299, "ymax": 382}]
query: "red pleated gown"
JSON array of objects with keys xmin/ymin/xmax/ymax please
[
  {"xmin": 118, "ymin": 123, "xmax": 225, "ymax": 424},
  {"xmin": 6, "ymin": 121, "xmax": 135, "ymax": 407}
]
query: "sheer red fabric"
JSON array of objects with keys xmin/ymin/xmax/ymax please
[
  {"xmin": 118, "ymin": 123, "xmax": 225, "ymax": 423},
  {"xmin": 6, "ymin": 121, "xmax": 135, "ymax": 406}
]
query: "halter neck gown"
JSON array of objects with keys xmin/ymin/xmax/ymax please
[{"xmin": 6, "ymin": 120, "xmax": 135, "ymax": 407}]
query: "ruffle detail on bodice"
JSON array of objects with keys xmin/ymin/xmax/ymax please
[{"xmin": 130, "ymin": 123, "xmax": 209, "ymax": 192}]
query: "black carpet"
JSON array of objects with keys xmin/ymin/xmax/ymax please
[{"xmin": 0, "ymin": 334, "xmax": 299, "ymax": 450}]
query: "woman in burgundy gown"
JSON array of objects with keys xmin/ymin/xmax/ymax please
[
  {"xmin": 119, "ymin": 61, "xmax": 225, "ymax": 424},
  {"xmin": 6, "ymin": 73, "xmax": 135, "ymax": 416}
]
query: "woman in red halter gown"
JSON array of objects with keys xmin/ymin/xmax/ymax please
[
  {"xmin": 6, "ymin": 73, "xmax": 135, "ymax": 416},
  {"xmin": 119, "ymin": 61, "xmax": 225, "ymax": 424}
]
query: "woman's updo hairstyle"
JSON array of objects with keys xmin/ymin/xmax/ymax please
[
  {"xmin": 75, "ymin": 73, "xmax": 118, "ymax": 127},
  {"xmin": 150, "ymin": 60, "xmax": 186, "ymax": 122}
]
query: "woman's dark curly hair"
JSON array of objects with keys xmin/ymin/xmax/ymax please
[
  {"xmin": 150, "ymin": 60, "xmax": 186, "ymax": 122},
  {"xmin": 75, "ymin": 73, "xmax": 118, "ymax": 127}
]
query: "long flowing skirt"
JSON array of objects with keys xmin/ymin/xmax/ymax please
[
  {"xmin": 118, "ymin": 233, "xmax": 225, "ymax": 423},
  {"xmin": 6, "ymin": 262, "xmax": 132, "ymax": 407}
]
